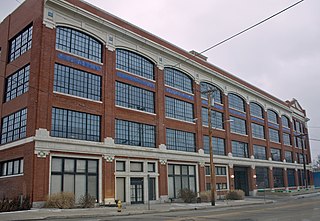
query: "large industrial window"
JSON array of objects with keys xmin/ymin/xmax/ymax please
[
  {"xmin": 51, "ymin": 108, "xmax": 100, "ymax": 142},
  {"xmin": 281, "ymin": 115, "xmax": 290, "ymax": 128},
  {"xmin": 56, "ymin": 27, "xmax": 102, "ymax": 63},
  {"xmin": 164, "ymin": 68, "xmax": 193, "ymax": 93},
  {"xmin": 0, "ymin": 158, "xmax": 24, "ymax": 177},
  {"xmin": 231, "ymin": 141, "xmax": 249, "ymax": 158},
  {"xmin": 50, "ymin": 157, "xmax": 98, "ymax": 202},
  {"xmin": 54, "ymin": 64, "xmax": 101, "ymax": 101},
  {"xmin": 200, "ymin": 82, "xmax": 222, "ymax": 104},
  {"xmin": 9, "ymin": 24, "xmax": 33, "ymax": 62},
  {"xmin": 165, "ymin": 97, "xmax": 194, "ymax": 122},
  {"xmin": 168, "ymin": 164, "xmax": 196, "ymax": 198},
  {"xmin": 166, "ymin": 128, "xmax": 195, "ymax": 152},
  {"xmin": 287, "ymin": 169, "xmax": 295, "ymax": 187},
  {"xmin": 1, "ymin": 108, "xmax": 27, "ymax": 144},
  {"xmin": 267, "ymin": 109, "xmax": 278, "ymax": 124},
  {"xmin": 250, "ymin": 102, "xmax": 264, "ymax": 118},
  {"xmin": 270, "ymin": 148, "xmax": 281, "ymax": 161},
  {"xmin": 269, "ymin": 128, "xmax": 280, "ymax": 143},
  {"xmin": 115, "ymin": 119, "xmax": 155, "ymax": 148},
  {"xmin": 285, "ymin": 151, "xmax": 293, "ymax": 163},
  {"xmin": 203, "ymin": 136, "xmax": 225, "ymax": 156},
  {"xmin": 228, "ymin": 93, "xmax": 245, "ymax": 112},
  {"xmin": 116, "ymin": 81, "xmax": 155, "ymax": 113},
  {"xmin": 5, "ymin": 65, "xmax": 30, "ymax": 102},
  {"xmin": 201, "ymin": 108, "xmax": 223, "ymax": 129},
  {"xmin": 251, "ymin": 123, "xmax": 265, "ymax": 139},
  {"xmin": 273, "ymin": 168, "xmax": 284, "ymax": 188},
  {"xmin": 255, "ymin": 167, "xmax": 269, "ymax": 188},
  {"xmin": 253, "ymin": 145, "xmax": 266, "ymax": 160},
  {"xmin": 116, "ymin": 49, "xmax": 154, "ymax": 80},
  {"xmin": 230, "ymin": 116, "xmax": 247, "ymax": 135},
  {"xmin": 283, "ymin": 133, "xmax": 291, "ymax": 146}
]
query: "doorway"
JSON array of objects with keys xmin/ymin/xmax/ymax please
[
  {"xmin": 130, "ymin": 178, "xmax": 144, "ymax": 204},
  {"xmin": 234, "ymin": 167, "xmax": 249, "ymax": 196}
]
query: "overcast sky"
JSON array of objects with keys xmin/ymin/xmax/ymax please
[{"xmin": 1, "ymin": 0, "xmax": 319, "ymax": 162}]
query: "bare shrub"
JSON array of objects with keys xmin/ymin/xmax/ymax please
[
  {"xmin": 178, "ymin": 189, "xmax": 197, "ymax": 203},
  {"xmin": 225, "ymin": 190, "xmax": 245, "ymax": 200},
  {"xmin": 45, "ymin": 192, "xmax": 75, "ymax": 209},
  {"xmin": 199, "ymin": 191, "xmax": 211, "ymax": 202},
  {"xmin": 78, "ymin": 194, "xmax": 96, "ymax": 208}
]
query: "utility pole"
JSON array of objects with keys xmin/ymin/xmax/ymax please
[{"xmin": 202, "ymin": 88, "xmax": 216, "ymax": 206}]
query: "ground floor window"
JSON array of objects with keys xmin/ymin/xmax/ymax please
[
  {"xmin": 256, "ymin": 167, "xmax": 269, "ymax": 188},
  {"xmin": 168, "ymin": 164, "xmax": 196, "ymax": 198},
  {"xmin": 287, "ymin": 169, "xmax": 295, "ymax": 187},
  {"xmin": 148, "ymin": 177, "xmax": 156, "ymax": 200},
  {"xmin": 273, "ymin": 168, "xmax": 284, "ymax": 188},
  {"xmin": 50, "ymin": 157, "xmax": 98, "ymax": 202}
]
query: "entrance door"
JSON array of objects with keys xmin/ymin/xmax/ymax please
[
  {"xmin": 130, "ymin": 178, "xmax": 144, "ymax": 204},
  {"xmin": 234, "ymin": 167, "xmax": 249, "ymax": 196}
]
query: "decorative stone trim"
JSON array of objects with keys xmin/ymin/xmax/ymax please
[
  {"xmin": 104, "ymin": 155, "xmax": 115, "ymax": 162},
  {"xmin": 159, "ymin": 144, "xmax": 166, "ymax": 150},
  {"xmin": 269, "ymin": 166, "xmax": 273, "ymax": 170},
  {"xmin": 198, "ymin": 149, "xmax": 204, "ymax": 155},
  {"xmin": 104, "ymin": 137, "xmax": 115, "ymax": 146},
  {"xmin": 159, "ymin": 159, "xmax": 167, "ymax": 165},
  {"xmin": 251, "ymin": 165, "xmax": 255, "ymax": 169},
  {"xmin": 250, "ymin": 155, "xmax": 254, "ymax": 160},
  {"xmin": 229, "ymin": 163, "xmax": 234, "ymax": 168},
  {"xmin": 35, "ymin": 150, "xmax": 50, "ymax": 158},
  {"xmin": 198, "ymin": 161, "xmax": 205, "ymax": 167},
  {"xmin": 228, "ymin": 152, "xmax": 233, "ymax": 158}
]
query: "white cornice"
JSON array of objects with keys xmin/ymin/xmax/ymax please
[{"xmin": 33, "ymin": 129, "xmax": 311, "ymax": 170}]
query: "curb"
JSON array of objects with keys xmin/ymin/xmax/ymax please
[{"xmin": 0, "ymin": 200, "xmax": 275, "ymax": 221}]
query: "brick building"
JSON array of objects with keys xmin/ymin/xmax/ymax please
[{"xmin": 0, "ymin": 0, "xmax": 313, "ymax": 207}]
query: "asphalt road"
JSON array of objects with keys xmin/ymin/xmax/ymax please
[{"xmin": 40, "ymin": 195, "xmax": 320, "ymax": 221}]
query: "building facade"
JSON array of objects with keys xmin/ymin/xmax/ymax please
[{"xmin": 0, "ymin": 0, "xmax": 313, "ymax": 207}]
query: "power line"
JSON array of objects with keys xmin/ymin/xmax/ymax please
[{"xmin": 174, "ymin": 0, "xmax": 304, "ymax": 67}]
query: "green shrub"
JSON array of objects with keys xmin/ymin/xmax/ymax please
[
  {"xmin": 178, "ymin": 188, "xmax": 197, "ymax": 203},
  {"xmin": 78, "ymin": 194, "xmax": 96, "ymax": 208},
  {"xmin": 45, "ymin": 192, "xmax": 75, "ymax": 209},
  {"xmin": 226, "ymin": 190, "xmax": 245, "ymax": 200}
]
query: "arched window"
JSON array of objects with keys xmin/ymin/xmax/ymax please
[
  {"xmin": 200, "ymin": 82, "xmax": 222, "ymax": 104},
  {"xmin": 116, "ymin": 49, "xmax": 155, "ymax": 80},
  {"xmin": 281, "ymin": 115, "xmax": 290, "ymax": 128},
  {"xmin": 250, "ymin": 102, "xmax": 264, "ymax": 118},
  {"xmin": 164, "ymin": 68, "xmax": 193, "ymax": 93},
  {"xmin": 56, "ymin": 26, "xmax": 103, "ymax": 63},
  {"xmin": 228, "ymin": 93, "xmax": 245, "ymax": 112},
  {"xmin": 267, "ymin": 109, "xmax": 278, "ymax": 124}
]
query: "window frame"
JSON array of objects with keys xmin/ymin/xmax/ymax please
[
  {"xmin": 51, "ymin": 107, "xmax": 101, "ymax": 142},
  {"xmin": 164, "ymin": 68, "xmax": 193, "ymax": 93},
  {"xmin": 9, "ymin": 24, "xmax": 33, "ymax": 62},
  {"xmin": 116, "ymin": 49, "xmax": 155, "ymax": 80},
  {"xmin": 56, "ymin": 26, "xmax": 103, "ymax": 63},
  {"xmin": 250, "ymin": 102, "xmax": 264, "ymax": 118},
  {"xmin": 228, "ymin": 93, "xmax": 245, "ymax": 112},
  {"xmin": 5, "ymin": 64, "xmax": 30, "ymax": 102}
]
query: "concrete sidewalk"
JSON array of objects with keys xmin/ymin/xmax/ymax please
[{"xmin": 0, "ymin": 198, "xmax": 273, "ymax": 221}]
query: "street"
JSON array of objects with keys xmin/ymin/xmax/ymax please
[{"xmin": 39, "ymin": 195, "xmax": 320, "ymax": 221}]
